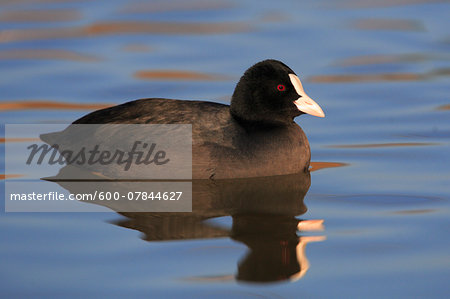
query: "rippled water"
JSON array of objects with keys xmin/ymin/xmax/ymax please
[{"xmin": 1, "ymin": 0, "xmax": 449, "ymax": 297}]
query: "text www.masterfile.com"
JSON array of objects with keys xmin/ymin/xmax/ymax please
[{"xmin": 9, "ymin": 191, "xmax": 184, "ymax": 201}]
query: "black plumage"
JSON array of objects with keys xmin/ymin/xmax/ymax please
[{"xmin": 43, "ymin": 60, "xmax": 322, "ymax": 179}]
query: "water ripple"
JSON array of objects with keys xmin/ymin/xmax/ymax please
[
  {"xmin": 308, "ymin": 68, "xmax": 450, "ymax": 83},
  {"xmin": 0, "ymin": 101, "xmax": 113, "ymax": 111},
  {"xmin": 0, "ymin": 49, "xmax": 99, "ymax": 62},
  {"xmin": 119, "ymin": 0, "xmax": 233, "ymax": 14},
  {"xmin": 334, "ymin": 53, "xmax": 430, "ymax": 67},
  {"xmin": 436, "ymin": 104, "xmax": 450, "ymax": 111},
  {"xmin": 339, "ymin": 0, "xmax": 447, "ymax": 9},
  {"xmin": 352, "ymin": 18, "xmax": 425, "ymax": 32},
  {"xmin": 323, "ymin": 194, "xmax": 443, "ymax": 205},
  {"xmin": 0, "ymin": 9, "xmax": 81, "ymax": 23},
  {"xmin": 0, "ymin": 21, "xmax": 251, "ymax": 43},
  {"xmin": 134, "ymin": 70, "xmax": 230, "ymax": 81},
  {"xmin": 327, "ymin": 142, "xmax": 439, "ymax": 149}
]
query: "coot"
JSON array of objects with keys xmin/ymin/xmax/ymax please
[{"xmin": 59, "ymin": 59, "xmax": 325, "ymax": 179}]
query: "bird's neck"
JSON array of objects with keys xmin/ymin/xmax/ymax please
[{"xmin": 230, "ymin": 110, "xmax": 294, "ymax": 131}]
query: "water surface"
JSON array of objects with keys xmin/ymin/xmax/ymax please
[{"xmin": 1, "ymin": 0, "xmax": 449, "ymax": 297}]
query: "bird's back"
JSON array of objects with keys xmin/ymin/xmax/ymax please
[{"xmin": 43, "ymin": 98, "xmax": 310, "ymax": 179}]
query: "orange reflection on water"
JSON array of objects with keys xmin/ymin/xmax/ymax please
[
  {"xmin": 85, "ymin": 21, "xmax": 248, "ymax": 35},
  {"xmin": 437, "ymin": 104, "xmax": 450, "ymax": 111},
  {"xmin": 310, "ymin": 161, "xmax": 347, "ymax": 172},
  {"xmin": 0, "ymin": 9, "xmax": 81, "ymax": 23},
  {"xmin": 328, "ymin": 142, "xmax": 438, "ymax": 148},
  {"xmin": 134, "ymin": 70, "xmax": 229, "ymax": 81},
  {"xmin": 352, "ymin": 18, "xmax": 425, "ymax": 31},
  {"xmin": 0, "ymin": 138, "xmax": 40, "ymax": 143},
  {"xmin": 297, "ymin": 219, "xmax": 325, "ymax": 231},
  {"xmin": 0, "ymin": 49, "xmax": 98, "ymax": 62},
  {"xmin": 0, "ymin": 174, "xmax": 23, "ymax": 180},
  {"xmin": 0, "ymin": 101, "xmax": 113, "ymax": 111}
]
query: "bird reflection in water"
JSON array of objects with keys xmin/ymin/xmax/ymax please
[{"xmin": 49, "ymin": 168, "xmax": 325, "ymax": 284}]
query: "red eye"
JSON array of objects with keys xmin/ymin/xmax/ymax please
[{"xmin": 277, "ymin": 84, "xmax": 285, "ymax": 91}]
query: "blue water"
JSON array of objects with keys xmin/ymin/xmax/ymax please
[{"xmin": 1, "ymin": 0, "xmax": 450, "ymax": 297}]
